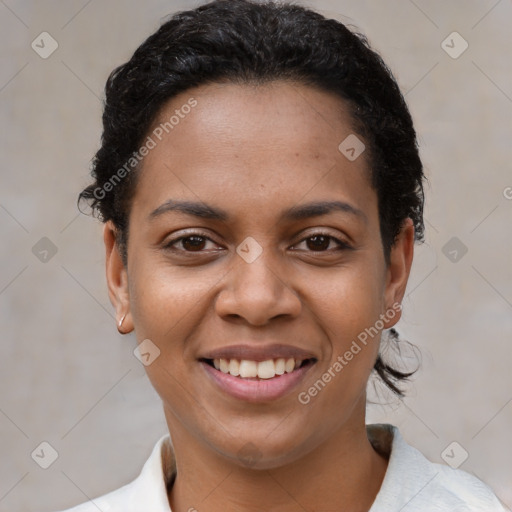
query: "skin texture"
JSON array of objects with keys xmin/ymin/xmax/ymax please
[{"xmin": 104, "ymin": 82, "xmax": 414, "ymax": 512}]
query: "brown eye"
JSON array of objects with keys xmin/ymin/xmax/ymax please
[
  {"xmin": 180, "ymin": 235, "xmax": 207, "ymax": 251},
  {"xmin": 164, "ymin": 233, "xmax": 218, "ymax": 253},
  {"xmin": 291, "ymin": 233, "xmax": 351, "ymax": 253},
  {"xmin": 305, "ymin": 235, "xmax": 331, "ymax": 251}
]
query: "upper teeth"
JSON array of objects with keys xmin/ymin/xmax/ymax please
[{"xmin": 213, "ymin": 358, "xmax": 300, "ymax": 379}]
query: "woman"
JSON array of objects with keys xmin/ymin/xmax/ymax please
[{"xmin": 59, "ymin": 0, "xmax": 505, "ymax": 510}]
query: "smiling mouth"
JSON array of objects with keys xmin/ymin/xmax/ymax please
[{"xmin": 201, "ymin": 357, "xmax": 317, "ymax": 380}]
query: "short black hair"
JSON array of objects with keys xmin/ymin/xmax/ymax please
[{"xmin": 79, "ymin": 0, "xmax": 424, "ymax": 396}]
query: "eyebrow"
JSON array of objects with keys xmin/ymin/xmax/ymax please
[
  {"xmin": 282, "ymin": 200, "xmax": 367, "ymax": 224},
  {"xmin": 148, "ymin": 199, "xmax": 367, "ymax": 224},
  {"xmin": 149, "ymin": 200, "xmax": 229, "ymax": 221}
]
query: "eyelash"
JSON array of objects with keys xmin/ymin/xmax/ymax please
[
  {"xmin": 163, "ymin": 231, "xmax": 219, "ymax": 253},
  {"xmin": 163, "ymin": 231, "xmax": 351, "ymax": 254}
]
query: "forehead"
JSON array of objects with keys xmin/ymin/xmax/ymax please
[{"xmin": 130, "ymin": 81, "xmax": 377, "ymax": 224}]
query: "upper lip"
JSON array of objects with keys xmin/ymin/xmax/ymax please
[{"xmin": 200, "ymin": 344, "xmax": 317, "ymax": 362}]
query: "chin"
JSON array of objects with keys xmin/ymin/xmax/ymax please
[{"xmin": 211, "ymin": 427, "xmax": 320, "ymax": 471}]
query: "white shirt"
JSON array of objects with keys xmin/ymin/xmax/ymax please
[{"xmin": 55, "ymin": 424, "xmax": 505, "ymax": 512}]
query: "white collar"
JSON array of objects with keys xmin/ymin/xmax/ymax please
[{"xmin": 80, "ymin": 423, "xmax": 502, "ymax": 511}]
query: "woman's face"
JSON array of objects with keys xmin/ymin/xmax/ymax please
[{"xmin": 105, "ymin": 81, "xmax": 413, "ymax": 468}]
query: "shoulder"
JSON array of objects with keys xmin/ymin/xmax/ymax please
[
  {"xmin": 367, "ymin": 423, "xmax": 506, "ymax": 512},
  {"xmin": 429, "ymin": 463, "xmax": 505, "ymax": 510},
  {"xmin": 52, "ymin": 434, "xmax": 173, "ymax": 512}
]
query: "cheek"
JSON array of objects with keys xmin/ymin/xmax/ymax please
[
  {"xmin": 127, "ymin": 263, "xmax": 219, "ymax": 422},
  {"xmin": 128, "ymin": 262, "xmax": 219, "ymax": 342},
  {"xmin": 304, "ymin": 254, "xmax": 386, "ymax": 340},
  {"xmin": 126, "ymin": 261, "xmax": 222, "ymax": 406},
  {"xmin": 300, "ymin": 256, "xmax": 386, "ymax": 395}
]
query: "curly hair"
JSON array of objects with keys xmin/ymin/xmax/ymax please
[{"xmin": 79, "ymin": 0, "xmax": 424, "ymax": 396}]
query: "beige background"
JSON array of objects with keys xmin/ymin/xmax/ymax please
[{"xmin": 1, "ymin": 1, "xmax": 511, "ymax": 511}]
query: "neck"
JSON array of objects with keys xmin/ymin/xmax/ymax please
[{"xmin": 165, "ymin": 405, "xmax": 388, "ymax": 512}]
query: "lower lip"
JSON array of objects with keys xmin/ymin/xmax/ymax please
[{"xmin": 201, "ymin": 361, "xmax": 314, "ymax": 402}]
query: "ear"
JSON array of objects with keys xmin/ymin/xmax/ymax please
[
  {"xmin": 382, "ymin": 218, "xmax": 415, "ymax": 329},
  {"xmin": 104, "ymin": 221, "xmax": 133, "ymax": 333}
]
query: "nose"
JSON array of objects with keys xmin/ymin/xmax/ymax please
[{"xmin": 215, "ymin": 250, "xmax": 302, "ymax": 326}]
